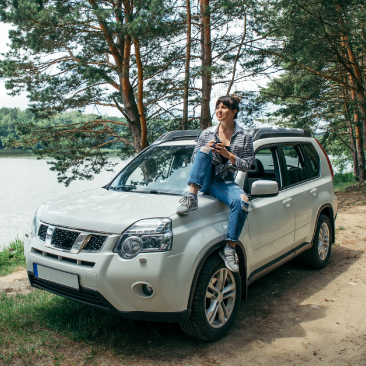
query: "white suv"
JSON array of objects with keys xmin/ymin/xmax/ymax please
[{"xmin": 25, "ymin": 127, "xmax": 337, "ymax": 341}]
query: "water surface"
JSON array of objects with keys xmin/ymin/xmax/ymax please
[{"xmin": 0, "ymin": 156, "xmax": 127, "ymax": 249}]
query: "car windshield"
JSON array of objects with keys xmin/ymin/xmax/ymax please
[{"xmin": 108, "ymin": 145, "xmax": 195, "ymax": 195}]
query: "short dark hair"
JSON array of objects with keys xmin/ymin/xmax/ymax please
[{"xmin": 215, "ymin": 95, "xmax": 241, "ymax": 119}]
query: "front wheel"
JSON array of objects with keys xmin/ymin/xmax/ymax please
[
  {"xmin": 299, "ymin": 214, "xmax": 332, "ymax": 269},
  {"xmin": 180, "ymin": 255, "xmax": 241, "ymax": 341}
]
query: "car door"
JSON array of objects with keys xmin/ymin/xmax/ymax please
[
  {"xmin": 243, "ymin": 144, "xmax": 295, "ymax": 275},
  {"xmin": 279, "ymin": 142, "xmax": 320, "ymax": 247}
]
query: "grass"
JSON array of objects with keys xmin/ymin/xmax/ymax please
[
  {"xmin": 0, "ymin": 289, "xmax": 173, "ymax": 365},
  {"xmin": 333, "ymin": 172, "xmax": 358, "ymax": 192},
  {"xmin": 0, "ymin": 236, "xmax": 176, "ymax": 363},
  {"xmin": 0, "ymin": 239, "xmax": 26, "ymax": 276}
]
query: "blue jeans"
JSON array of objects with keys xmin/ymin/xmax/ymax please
[{"xmin": 187, "ymin": 147, "xmax": 249, "ymax": 242}]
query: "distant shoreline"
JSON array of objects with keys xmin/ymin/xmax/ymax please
[{"xmin": 0, "ymin": 150, "xmax": 33, "ymax": 157}]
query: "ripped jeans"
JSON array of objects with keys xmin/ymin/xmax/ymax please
[{"xmin": 188, "ymin": 147, "xmax": 249, "ymax": 242}]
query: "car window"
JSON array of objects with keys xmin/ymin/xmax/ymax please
[
  {"xmin": 302, "ymin": 143, "xmax": 320, "ymax": 178},
  {"xmin": 256, "ymin": 148, "xmax": 274, "ymax": 171},
  {"xmin": 244, "ymin": 145, "xmax": 281, "ymax": 194},
  {"xmin": 109, "ymin": 145, "xmax": 194, "ymax": 195},
  {"xmin": 281, "ymin": 144, "xmax": 307, "ymax": 186}
]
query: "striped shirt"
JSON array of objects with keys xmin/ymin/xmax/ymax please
[{"xmin": 192, "ymin": 123, "xmax": 254, "ymax": 180}]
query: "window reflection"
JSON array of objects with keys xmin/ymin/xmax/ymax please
[{"xmin": 109, "ymin": 146, "xmax": 194, "ymax": 195}]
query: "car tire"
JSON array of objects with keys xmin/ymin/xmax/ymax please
[
  {"xmin": 180, "ymin": 254, "xmax": 241, "ymax": 341},
  {"xmin": 299, "ymin": 214, "xmax": 332, "ymax": 269}
]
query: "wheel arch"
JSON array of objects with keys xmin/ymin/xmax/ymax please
[
  {"xmin": 312, "ymin": 204, "xmax": 335, "ymax": 244},
  {"xmin": 187, "ymin": 240, "xmax": 247, "ymax": 310}
]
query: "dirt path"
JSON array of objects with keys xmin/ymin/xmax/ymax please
[{"xmin": 2, "ymin": 189, "xmax": 366, "ymax": 365}]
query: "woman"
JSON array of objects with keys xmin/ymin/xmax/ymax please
[{"xmin": 177, "ymin": 95, "xmax": 254, "ymax": 272}]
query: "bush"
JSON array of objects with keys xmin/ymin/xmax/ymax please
[
  {"xmin": 333, "ymin": 172, "xmax": 357, "ymax": 192},
  {"xmin": 0, "ymin": 238, "xmax": 25, "ymax": 276}
]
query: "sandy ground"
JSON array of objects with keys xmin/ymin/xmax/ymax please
[{"xmin": 1, "ymin": 188, "xmax": 366, "ymax": 365}]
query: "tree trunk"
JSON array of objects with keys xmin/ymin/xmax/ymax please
[
  {"xmin": 182, "ymin": 0, "xmax": 192, "ymax": 130},
  {"xmin": 349, "ymin": 82, "xmax": 366, "ymax": 182},
  {"xmin": 120, "ymin": 28, "xmax": 143, "ymax": 152},
  {"xmin": 343, "ymin": 97, "xmax": 358, "ymax": 177},
  {"xmin": 353, "ymin": 109, "xmax": 366, "ymax": 182},
  {"xmin": 199, "ymin": 0, "xmax": 212, "ymax": 129},
  {"xmin": 133, "ymin": 37, "xmax": 148, "ymax": 149}
]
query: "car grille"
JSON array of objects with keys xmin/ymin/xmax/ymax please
[
  {"xmin": 38, "ymin": 224, "xmax": 48, "ymax": 241},
  {"xmin": 37, "ymin": 224, "xmax": 107, "ymax": 252},
  {"xmin": 84, "ymin": 235, "xmax": 107, "ymax": 251},
  {"xmin": 52, "ymin": 228, "xmax": 80, "ymax": 250},
  {"xmin": 31, "ymin": 277, "xmax": 109, "ymax": 310}
]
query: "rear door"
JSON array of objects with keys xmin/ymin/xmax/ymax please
[
  {"xmin": 244, "ymin": 144, "xmax": 295, "ymax": 275},
  {"xmin": 279, "ymin": 143, "xmax": 320, "ymax": 246}
]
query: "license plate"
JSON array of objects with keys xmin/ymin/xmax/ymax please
[{"xmin": 34, "ymin": 263, "xmax": 79, "ymax": 290}]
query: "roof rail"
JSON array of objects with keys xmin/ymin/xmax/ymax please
[
  {"xmin": 247, "ymin": 127, "xmax": 311, "ymax": 141},
  {"xmin": 151, "ymin": 130, "xmax": 200, "ymax": 145},
  {"xmin": 151, "ymin": 127, "xmax": 311, "ymax": 145}
]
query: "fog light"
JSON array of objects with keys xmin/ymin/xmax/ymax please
[{"xmin": 142, "ymin": 284, "xmax": 154, "ymax": 297}]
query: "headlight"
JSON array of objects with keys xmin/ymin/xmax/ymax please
[
  {"xmin": 29, "ymin": 204, "xmax": 45, "ymax": 241},
  {"xmin": 114, "ymin": 218, "xmax": 173, "ymax": 259}
]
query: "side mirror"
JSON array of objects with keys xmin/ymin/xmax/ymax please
[{"xmin": 251, "ymin": 181, "xmax": 279, "ymax": 196}]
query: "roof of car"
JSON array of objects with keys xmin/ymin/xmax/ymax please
[{"xmin": 152, "ymin": 127, "xmax": 311, "ymax": 145}]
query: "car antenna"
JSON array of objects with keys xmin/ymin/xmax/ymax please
[{"xmin": 195, "ymin": 125, "xmax": 204, "ymax": 142}]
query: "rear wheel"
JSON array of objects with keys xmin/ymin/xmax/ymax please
[
  {"xmin": 299, "ymin": 214, "xmax": 332, "ymax": 268},
  {"xmin": 180, "ymin": 255, "xmax": 241, "ymax": 341}
]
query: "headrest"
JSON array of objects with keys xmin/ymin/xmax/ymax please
[{"xmin": 248, "ymin": 158, "xmax": 265, "ymax": 176}]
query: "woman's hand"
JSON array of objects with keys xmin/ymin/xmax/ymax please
[
  {"xmin": 207, "ymin": 140, "xmax": 217, "ymax": 149},
  {"xmin": 212, "ymin": 142, "xmax": 237, "ymax": 164},
  {"xmin": 212, "ymin": 142, "xmax": 230, "ymax": 158}
]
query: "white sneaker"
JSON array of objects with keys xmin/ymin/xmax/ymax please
[
  {"xmin": 219, "ymin": 245, "xmax": 239, "ymax": 273},
  {"xmin": 177, "ymin": 194, "xmax": 198, "ymax": 215}
]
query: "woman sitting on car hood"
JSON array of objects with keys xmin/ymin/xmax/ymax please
[{"xmin": 177, "ymin": 95, "xmax": 254, "ymax": 273}]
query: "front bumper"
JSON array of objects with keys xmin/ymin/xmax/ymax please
[
  {"xmin": 25, "ymin": 235, "xmax": 197, "ymax": 317},
  {"xmin": 28, "ymin": 271, "xmax": 191, "ymax": 322}
]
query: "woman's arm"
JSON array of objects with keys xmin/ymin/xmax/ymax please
[{"xmin": 233, "ymin": 134, "xmax": 254, "ymax": 172}]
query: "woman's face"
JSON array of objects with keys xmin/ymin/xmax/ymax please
[{"xmin": 215, "ymin": 102, "xmax": 237, "ymax": 124}]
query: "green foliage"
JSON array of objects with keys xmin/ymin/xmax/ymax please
[
  {"xmin": 0, "ymin": 239, "xmax": 25, "ymax": 276},
  {"xmin": 0, "ymin": 0, "xmax": 269, "ymax": 185},
  {"xmin": 254, "ymin": 0, "xmax": 366, "ymax": 178},
  {"xmin": 333, "ymin": 172, "xmax": 357, "ymax": 192}
]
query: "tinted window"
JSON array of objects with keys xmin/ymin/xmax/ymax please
[
  {"xmin": 281, "ymin": 145, "xmax": 307, "ymax": 186},
  {"xmin": 302, "ymin": 143, "xmax": 320, "ymax": 178}
]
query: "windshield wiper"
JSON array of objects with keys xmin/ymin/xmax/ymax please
[
  {"xmin": 109, "ymin": 187, "xmax": 182, "ymax": 196},
  {"xmin": 109, "ymin": 186, "xmax": 136, "ymax": 192}
]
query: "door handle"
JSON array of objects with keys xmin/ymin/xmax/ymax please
[
  {"xmin": 282, "ymin": 198, "xmax": 293, "ymax": 207},
  {"xmin": 310, "ymin": 188, "xmax": 318, "ymax": 196}
]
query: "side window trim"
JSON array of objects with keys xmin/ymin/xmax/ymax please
[{"xmin": 277, "ymin": 143, "xmax": 288, "ymax": 189}]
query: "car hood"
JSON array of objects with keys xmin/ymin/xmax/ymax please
[{"xmin": 41, "ymin": 188, "xmax": 214, "ymax": 234}]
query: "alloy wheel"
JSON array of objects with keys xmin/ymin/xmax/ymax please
[
  {"xmin": 318, "ymin": 222, "xmax": 330, "ymax": 260},
  {"xmin": 205, "ymin": 268, "xmax": 236, "ymax": 328}
]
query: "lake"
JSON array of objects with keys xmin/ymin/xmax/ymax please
[{"xmin": 0, "ymin": 155, "xmax": 128, "ymax": 249}]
